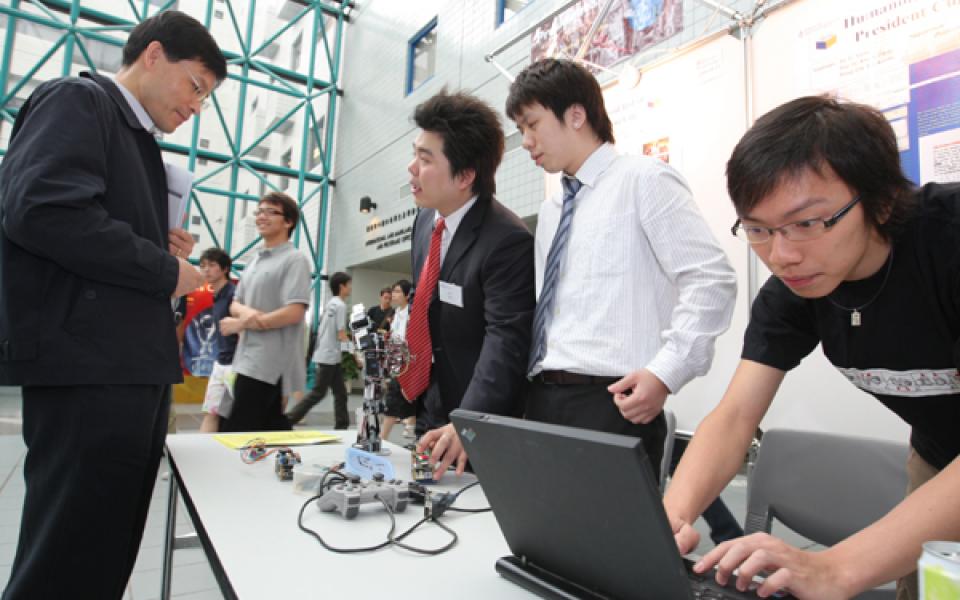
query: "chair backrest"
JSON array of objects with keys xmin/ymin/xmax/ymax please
[
  {"xmin": 659, "ymin": 409, "xmax": 676, "ymax": 493},
  {"xmin": 745, "ymin": 428, "xmax": 908, "ymax": 547}
]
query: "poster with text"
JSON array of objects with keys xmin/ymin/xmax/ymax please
[{"xmin": 793, "ymin": 0, "xmax": 960, "ymax": 184}]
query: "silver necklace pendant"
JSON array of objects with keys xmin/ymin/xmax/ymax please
[{"xmin": 851, "ymin": 310, "xmax": 862, "ymax": 327}]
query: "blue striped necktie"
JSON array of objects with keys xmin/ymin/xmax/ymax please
[{"xmin": 527, "ymin": 176, "xmax": 582, "ymax": 376}]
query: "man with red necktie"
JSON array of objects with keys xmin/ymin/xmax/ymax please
[{"xmin": 399, "ymin": 90, "xmax": 535, "ymax": 479}]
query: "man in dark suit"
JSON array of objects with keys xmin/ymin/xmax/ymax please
[
  {"xmin": 0, "ymin": 12, "xmax": 225, "ymax": 599},
  {"xmin": 398, "ymin": 91, "xmax": 535, "ymax": 479}
]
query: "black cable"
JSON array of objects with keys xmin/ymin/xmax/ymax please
[
  {"xmin": 319, "ymin": 468, "xmax": 349, "ymax": 491},
  {"xmin": 447, "ymin": 480, "xmax": 491, "ymax": 513},
  {"xmin": 387, "ymin": 508, "xmax": 458, "ymax": 555},
  {"xmin": 297, "ymin": 493, "xmax": 458, "ymax": 554},
  {"xmin": 296, "ymin": 468, "xmax": 396, "ymax": 554},
  {"xmin": 296, "ymin": 473, "xmax": 485, "ymax": 554},
  {"xmin": 454, "ymin": 480, "xmax": 481, "ymax": 496},
  {"xmin": 296, "ymin": 493, "xmax": 396, "ymax": 553}
]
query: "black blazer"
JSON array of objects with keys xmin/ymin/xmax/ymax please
[
  {"xmin": 410, "ymin": 196, "xmax": 535, "ymax": 419},
  {"xmin": 0, "ymin": 72, "xmax": 181, "ymax": 385}
]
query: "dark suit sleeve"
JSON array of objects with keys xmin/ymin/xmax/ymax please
[
  {"xmin": 0, "ymin": 81, "xmax": 178, "ymax": 297},
  {"xmin": 459, "ymin": 227, "xmax": 535, "ymax": 415}
]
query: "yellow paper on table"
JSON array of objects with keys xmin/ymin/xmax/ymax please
[{"xmin": 213, "ymin": 431, "xmax": 341, "ymax": 450}]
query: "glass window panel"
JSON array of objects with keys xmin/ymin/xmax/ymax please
[
  {"xmin": 499, "ymin": 0, "xmax": 533, "ymax": 25},
  {"xmin": 410, "ymin": 27, "xmax": 436, "ymax": 91}
]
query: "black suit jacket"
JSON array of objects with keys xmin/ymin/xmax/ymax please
[
  {"xmin": 0, "ymin": 72, "xmax": 181, "ymax": 385},
  {"xmin": 410, "ymin": 197, "xmax": 535, "ymax": 420}
]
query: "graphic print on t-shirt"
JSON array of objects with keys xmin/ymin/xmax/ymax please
[{"xmin": 836, "ymin": 367, "xmax": 960, "ymax": 397}]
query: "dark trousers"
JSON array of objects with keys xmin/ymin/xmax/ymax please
[
  {"xmin": 3, "ymin": 384, "xmax": 170, "ymax": 600},
  {"xmin": 383, "ymin": 379, "xmax": 416, "ymax": 419},
  {"xmin": 220, "ymin": 373, "xmax": 291, "ymax": 432},
  {"xmin": 415, "ymin": 378, "xmax": 449, "ymax": 436},
  {"xmin": 525, "ymin": 379, "xmax": 667, "ymax": 482},
  {"xmin": 669, "ymin": 438, "xmax": 744, "ymax": 544},
  {"xmin": 285, "ymin": 362, "xmax": 349, "ymax": 428}
]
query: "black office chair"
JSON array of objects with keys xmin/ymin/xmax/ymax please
[{"xmin": 745, "ymin": 429, "xmax": 909, "ymax": 599}]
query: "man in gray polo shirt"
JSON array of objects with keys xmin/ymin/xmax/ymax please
[
  {"xmin": 286, "ymin": 271, "xmax": 351, "ymax": 428},
  {"xmin": 219, "ymin": 192, "xmax": 312, "ymax": 431}
]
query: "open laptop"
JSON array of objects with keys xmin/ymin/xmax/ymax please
[{"xmin": 450, "ymin": 409, "xmax": 791, "ymax": 600}]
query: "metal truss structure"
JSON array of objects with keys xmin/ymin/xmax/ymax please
[{"xmin": 0, "ymin": 0, "xmax": 351, "ymax": 318}]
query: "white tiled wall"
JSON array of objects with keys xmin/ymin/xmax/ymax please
[
  {"xmin": 327, "ymin": 0, "xmax": 757, "ymax": 275},
  {"xmin": 328, "ymin": 0, "xmax": 553, "ymax": 275}
]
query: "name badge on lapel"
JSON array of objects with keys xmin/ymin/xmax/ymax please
[{"xmin": 438, "ymin": 281, "xmax": 463, "ymax": 308}]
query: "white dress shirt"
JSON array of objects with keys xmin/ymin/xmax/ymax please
[
  {"xmin": 435, "ymin": 195, "xmax": 478, "ymax": 264},
  {"xmin": 391, "ymin": 304, "xmax": 409, "ymax": 341},
  {"xmin": 113, "ymin": 77, "xmax": 157, "ymax": 134},
  {"xmin": 533, "ymin": 143, "xmax": 736, "ymax": 393}
]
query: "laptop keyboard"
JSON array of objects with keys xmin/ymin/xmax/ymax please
[
  {"xmin": 685, "ymin": 559, "xmax": 770, "ymax": 600},
  {"xmin": 689, "ymin": 579, "xmax": 749, "ymax": 600}
]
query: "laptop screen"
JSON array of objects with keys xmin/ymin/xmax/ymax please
[{"xmin": 450, "ymin": 409, "xmax": 694, "ymax": 600}]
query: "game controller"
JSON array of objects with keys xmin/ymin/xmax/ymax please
[{"xmin": 317, "ymin": 473, "xmax": 409, "ymax": 519}]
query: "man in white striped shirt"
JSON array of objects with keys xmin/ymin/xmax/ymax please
[{"xmin": 505, "ymin": 58, "xmax": 736, "ymax": 476}]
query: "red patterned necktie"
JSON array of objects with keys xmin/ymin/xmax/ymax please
[{"xmin": 398, "ymin": 217, "xmax": 445, "ymax": 401}]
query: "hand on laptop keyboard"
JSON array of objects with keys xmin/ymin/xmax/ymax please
[
  {"xmin": 686, "ymin": 557, "xmax": 784, "ymax": 600},
  {"xmin": 693, "ymin": 533, "xmax": 840, "ymax": 599}
]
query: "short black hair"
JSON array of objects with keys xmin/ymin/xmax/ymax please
[
  {"xmin": 413, "ymin": 90, "xmax": 504, "ymax": 200},
  {"xmin": 260, "ymin": 192, "xmax": 299, "ymax": 239},
  {"xmin": 379, "ymin": 287, "xmax": 393, "ymax": 296},
  {"xmin": 727, "ymin": 95, "xmax": 915, "ymax": 241},
  {"xmin": 506, "ymin": 58, "xmax": 614, "ymax": 144},
  {"xmin": 123, "ymin": 11, "xmax": 227, "ymax": 82},
  {"xmin": 329, "ymin": 272, "xmax": 351, "ymax": 296},
  {"xmin": 199, "ymin": 247, "xmax": 231, "ymax": 272},
  {"xmin": 393, "ymin": 279, "xmax": 411, "ymax": 298}
]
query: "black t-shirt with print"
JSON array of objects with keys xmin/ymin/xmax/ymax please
[{"xmin": 743, "ymin": 182, "xmax": 960, "ymax": 470}]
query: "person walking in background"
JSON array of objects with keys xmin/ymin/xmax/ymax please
[
  {"xmin": 286, "ymin": 272, "xmax": 352, "ymax": 429},
  {"xmin": 197, "ymin": 247, "xmax": 238, "ymax": 433}
]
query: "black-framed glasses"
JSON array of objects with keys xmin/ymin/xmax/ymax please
[
  {"xmin": 731, "ymin": 195, "xmax": 861, "ymax": 244},
  {"xmin": 253, "ymin": 207, "xmax": 284, "ymax": 217},
  {"xmin": 180, "ymin": 63, "xmax": 211, "ymax": 111}
]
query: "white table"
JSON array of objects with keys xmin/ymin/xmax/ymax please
[{"xmin": 162, "ymin": 433, "xmax": 534, "ymax": 599}]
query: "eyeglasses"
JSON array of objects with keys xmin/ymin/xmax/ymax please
[
  {"xmin": 180, "ymin": 63, "xmax": 211, "ymax": 111},
  {"xmin": 253, "ymin": 207, "xmax": 284, "ymax": 217},
  {"xmin": 731, "ymin": 195, "xmax": 861, "ymax": 244}
]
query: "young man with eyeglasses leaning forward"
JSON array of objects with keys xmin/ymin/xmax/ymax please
[
  {"xmin": 0, "ymin": 11, "xmax": 224, "ymax": 599},
  {"xmin": 219, "ymin": 193, "xmax": 312, "ymax": 432},
  {"xmin": 666, "ymin": 96, "xmax": 960, "ymax": 600}
]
